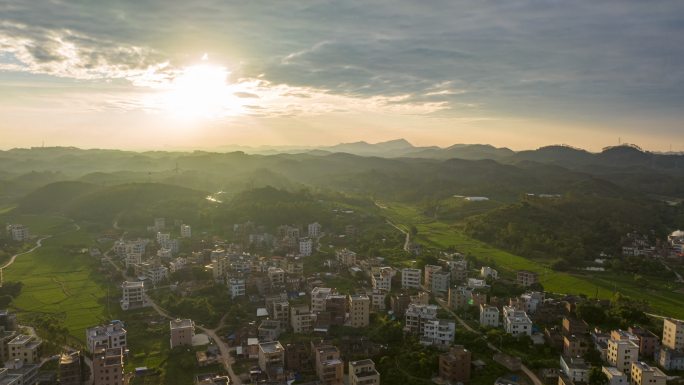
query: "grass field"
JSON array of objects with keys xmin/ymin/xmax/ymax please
[
  {"xmin": 2, "ymin": 215, "xmax": 111, "ymax": 341},
  {"xmin": 381, "ymin": 202, "xmax": 684, "ymax": 319}
]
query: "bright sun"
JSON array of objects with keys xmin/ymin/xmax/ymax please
[{"xmin": 159, "ymin": 61, "xmax": 241, "ymax": 119}]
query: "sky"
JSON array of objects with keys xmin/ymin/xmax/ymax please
[{"xmin": 1, "ymin": 0, "xmax": 683, "ymax": 151}]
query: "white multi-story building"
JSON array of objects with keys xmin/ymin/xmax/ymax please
[
  {"xmin": 144, "ymin": 265, "xmax": 168, "ymax": 285},
  {"xmin": 503, "ymin": 306, "xmax": 533, "ymax": 336},
  {"xmin": 120, "ymin": 281, "xmax": 148, "ymax": 310},
  {"xmin": 431, "ymin": 271, "xmax": 451, "ymax": 293},
  {"xmin": 372, "ymin": 267, "xmax": 393, "ymax": 291},
  {"xmin": 404, "ymin": 303, "xmax": 438, "ymax": 335},
  {"xmin": 480, "ymin": 266, "xmax": 498, "ymax": 280},
  {"xmin": 467, "ymin": 278, "xmax": 487, "ymax": 288},
  {"xmin": 662, "ymin": 318, "xmax": 684, "ymax": 350},
  {"xmin": 607, "ymin": 339, "xmax": 639, "ymax": 374},
  {"xmin": 169, "ymin": 257, "xmax": 186, "ymax": 273},
  {"xmin": 603, "ymin": 366, "xmax": 627, "ymax": 385},
  {"xmin": 421, "ymin": 319, "xmax": 456, "ymax": 349},
  {"xmin": 228, "ymin": 278, "xmax": 246, "ymax": 299},
  {"xmin": 401, "ymin": 268, "xmax": 422, "ymax": 289},
  {"xmin": 124, "ymin": 252, "xmax": 142, "ymax": 268},
  {"xmin": 268, "ymin": 267, "xmax": 285, "ymax": 288},
  {"xmin": 213, "ymin": 254, "xmax": 230, "ymax": 282},
  {"xmin": 560, "ymin": 356, "xmax": 590, "ymax": 383},
  {"xmin": 86, "ymin": 321, "xmax": 127, "ymax": 353},
  {"xmin": 308, "ymin": 222, "xmax": 322, "ymax": 238},
  {"xmin": 369, "ymin": 289, "xmax": 386, "ymax": 311},
  {"xmin": 180, "ymin": 224, "xmax": 191, "ymax": 238},
  {"xmin": 519, "ymin": 292, "xmax": 544, "ymax": 314},
  {"xmin": 7, "ymin": 334, "xmax": 42, "ymax": 364},
  {"xmin": 299, "ymin": 237, "xmax": 313, "ymax": 257},
  {"xmin": 6, "ymin": 225, "xmax": 29, "ymax": 242},
  {"xmin": 479, "ymin": 304, "xmax": 500, "ymax": 327},
  {"xmin": 335, "ymin": 249, "xmax": 357, "ymax": 266},
  {"xmin": 156, "ymin": 232, "xmax": 170, "ymax": 245},
  {"xmin": 290, "ymin": 305, "xmax": 314, "ymax": 333},
  {"xmin": 311, "ymin": 287, "xmax": 333, "ymax": 313}
]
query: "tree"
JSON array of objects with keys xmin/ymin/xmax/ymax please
[{"xmin": 589, "ymin": 367, "xmax": 609, "ymax": 385}]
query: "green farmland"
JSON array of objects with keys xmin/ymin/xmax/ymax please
[
  {"xmin": 2, "ymin": 215, "xmax": 110, "ymax": 341},
  {"xmin": 382, "ymin": 202, "xmax": 684, "ymax": 319}
]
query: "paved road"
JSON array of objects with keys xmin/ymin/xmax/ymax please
[
  {"xmin": 386, "ymin": 220, "xmax": 410, "ymax": 252},
  {"xmin": 1, "ymin": 235, "xmax": 51, "ymax": 269},
  {"xmin": 435, "ymin": 298, "xmax": 543, "ymax": 385}
]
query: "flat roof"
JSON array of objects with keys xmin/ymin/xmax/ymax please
[
  {"xmin": 259, "ymin": 341, "xmax": 284, "ymax": 353},
  {"xmin": 170, "ymin": 319, "xmax": 194, "ymax": 329}
]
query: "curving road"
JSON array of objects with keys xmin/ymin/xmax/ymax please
[{"xmin": 1, "ymin": 235, "xmax": 52, "ymax": 269}]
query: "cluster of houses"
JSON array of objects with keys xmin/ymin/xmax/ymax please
[
  {"xmin": 621, "ymin": 229, "xmax": 684, "ymax": 260},
  {"xmin": 0, "ymin": 311, "xmax": 43, "ymax": 385}
]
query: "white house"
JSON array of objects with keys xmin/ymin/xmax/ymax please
[
  {"xmin": 299, "ymin": 237, "xmax": 313, "ymax": 257},
  {"xmin": 560, "ymin": 356, "xmax": 590, "ymax": 383},
  {"xmin": 372, "ymin": 267, "xmax": 393, "ymax": 291},
  {"xmin": 503, "ymin": 306, "xmax": 532, "ymax": 336},
  {"xmin": 401, "ymin": 268, "xmax": 422, "ymax": 289},
  {"xmin": 308, "ymin": 222, "xmax": 322, "ymax": 238},
  {"xmin": 421, "ymin": 319, "xmax": 455, "ymax": 349},
  {"xmin": 180, "ymin": 224, "xmax": 191, "ymax": 238},
  {"xmin": 479, "ymin": 304, "xmax": 500, "ymax": 327},
  {"xmin": 480, "ymin": 266, "xmax": 498, "ymax": 280},
  {"xmin": 431, "ymin": 271, "xmax": 451, "ymax": 293},
  {"xmin": 86, "ymin": 321, "xmax": 127, "ymax": 353},
  {"xmin": 121, "ymin": 281, "xmax": 148, "ymax": 310},
  {"xmin": 6, "ymin": 224, "xmax": 29, "ymax": 242},
  {"xmin": 228, "ymin": 278, "xmax": 246, "ymax": 299}
]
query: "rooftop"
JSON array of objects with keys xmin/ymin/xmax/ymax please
[
  {"xmin": 259, "ymin": 341, "xmax": 284, "ymax": 354},
  {"xmin": 170, "ymin": 319, "xmax": 194, "ymax": 329}
]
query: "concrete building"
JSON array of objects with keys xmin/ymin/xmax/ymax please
[
  {"xmin": 349, "ymin": 359, "xmax": 380, "ymax": 385},
  {"xmin": 607, "ymin": 339, "xmax": 639, "ymax": 374},
  {"xmin": 258, "ymin": 320, "xmax": 282, "ymax": 342},
  {"xmin": 258, "ymin": 341, "xmax": 285, "ymax": 380},
  {"xmin": 371, "ymin": 267, "xmax": 393, "ymax": 292},
  {"xmin": 516, "ymin": 270, "xmax": 538, "ymax": 287},
  {"xmin": 120, "ymin": 281, "xmax": 147, "ymax": 310},
  {"xmin": 314, "ymin": 345, "xmax": 343, "ymax": 385},
  {"xmin": 180, "ymin": 224, "xmax": 191, "ymax": 238},
  {"xmin": 421, "ymin": 319, "xmax": 456, "ymax": 349},
  {"xmin": 480, "ymin": 266, "xmax": 498, "ymax": 280},
  {"xmin": 143, "ymin": 265, "xmax": 168, "ymax": 285},
  {"xmin": 335, "ymin": 249, "xmax": 356, "ymax": 266},
  {"xmin": 603, "ymin": 366, "xmax": 627, "ymax": 385},
  {"xmin": 662, "ymin": 317, "xmax": 684, "ymax": 350},
  {"xmin": 404, "ymin": 303, "xmax": 438, "ymax": 334},
  {"xmin": 348, "ymin": 294, "xmax": 370, "ymax": 328},
  {"xmin": 401, "ymin": 268, "xmax": 422, "ymax": 289},
  {"xmin": 311, "ymin": 287, "xmax": 333, "ymax": 313},
  {"xmin": 7, "ymin": 335, "xmax": 41, "ymax": 364},
  {"xmin": 658, "ymin": 346, "xmax": 684, "ymax": 370},
  {"xmin": 479, "ymin": 304, "xmax": 500, "ymax": 327},
  {"xmin": 424, "ymin": 265, "xmax": 442, "ymax": 289},
  {"xmin": 369, "ymin": 289, "xmax": 386, "ymax": 312},
  {"xmin": 299, "ymin": 237, "xmax": 313, "ymax": 257},
  {"xmin": 267, "ymin": 267, "xmax": 286, "ymax": 288},
  {"xmin": 0, "ymin": 329, "xmax": 17, "ymax": 364},
  {"xmin": 58, "ymin": 351, "xmax": 82, "ymax": 385},
  {"xmin": 448, "ymin": 286, "xmax": 471, "ymax": 310},
  {"xmin": 86, "ymin": 321, "xmax": 127, "ymax": 353},
  {"xmin": 92, "ymin": 347, "xmax": 123, "ymax": 385},
  {"xmin": 503, "ymin": 306, "xmax": 533, "ymax": 336},
  {"xmin": 228, "ymin": 278, "xmax": 246, "ymax": 299},
  {"xmin": 439, "ymin": 345, "xmax": 471, "ymax": 384},
  {"xmin": 560, "ymin": 356, "xmax": 590, "ymax": 383},
  {"xmin": 6, "ymin": 225, "xmax": 29, "ymax": 242},
  {"xmin": 4, "ymin": 360, "xmax": 38, "ymax": 385},
  {"xmin": 271, "ymin": 301, "xmax": 290, "ymax": 328},
  {"xmin": 290, "ymin": 305, "xmax": 314, "ymax": 333},
  {"xmin": 169, "ymin": 319, "xmax": 194, "ymax": 349},
  {"xmin": 308, "ymin": 222, "xmax": 322, "ymax": 238},
  {"xmin": 563, "ymin": 335, "xmax": 590, "ymax": 358},
  {"xmin": 630, "ymin": 362, "xmax": 666, "ymax": 385},
  {"xmin": 0, "ymin": 367, "xmax": 23, "ymax": 385},
  {"xmin": 627, "ymin": 327, "xmax": 659, "ymax": 359},
  {"xmin": 431, "ymin": 271, "xmax": 451, "ymax": 294}
]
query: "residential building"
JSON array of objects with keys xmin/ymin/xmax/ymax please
[
  {"xmin": 311, "ymin": 287, "xmax": 333, "ymax": 313},
  {"xmin": 439, "ymin": 345, "xmax": 471, "ymax": 384},
  {"xmin": 503, "ymin": 306, "xmax": 533, "ymax": 336},
  {"xmin": 348, "ymin": 294, "xmax": 370, "ymax": 328},
  {"xmin": 467, "ymin": 278, "xmax": 487, "ymax": 289},
  {"xmin": 607, "ymin": 339, "xmax": 639, "ymax": 374},
  {"xmin": 271, "ymin": 301, "xmax": 290, "ymax": 328},
  {"xmin": 630, "ymin": 362, "xmax": 666, "ymax": 385},
  {"xmin": 156, "ymin": 232, "xmax": 170, "ymax": 246},
  {"xmin": 448, "ymin": 286, "xmax": 471, "ymax": 310},
  {"xmin": 424, "ymin": 265, "xmax": 442, "ymax": 289},
  {"xmin": 7, "ymin": 335, "xmax": 41, "ymax": 364},
  {"xmin": 6, "ymin": 225, "xmax": 29, "ymax": 242},
  {"xmin": 92, "ymin": 347, "xmax": 123, "ymax": 385},
  {"xmin": 431, "ymin": 271, "xmax": 451, "ymax": 293},
  {"xmin": 0, "ymin": 367, "xmax": 22, "ymax": 385},
  {"xmin": 290, "ymin": 305, "xmax": 314, "ymax": 333},
  {"xmin": 267, "ymin": 267, "xmax": 286, "ymax": 288},
  {"xmin": 563, "ymin": 335, "xmax": 589, "ymax": 358},
  {"xmin": 228, "ymin": 278, "xmax": 246, "ymax": 299},
  {"xmin": 662, "ymin": 317, "xmax": 684, "ymax": 350},
  {"xmin": 658, "ymin": 346, "xmax": 684, "ymax": 370},
  {"xmin": 404, "ymin": 303, "xmax": 438, "ymax": 334},
  {"xmin": 58, "ymin": 351, "xmax": 82, "ymax": 385},
  {"xmin": 120, "ymin": 281, "xmax": 147, "ymax": 310},
  {"xmin": 371, "ymin": 267, "xmax": 393, "ymax": 292},
  {"xmin": 284, "ymin": 343, "xmax": 310, "ymax": 372},
  {"xmin": 169, "ymin": 319, "xmax": 194, "ymax": 349},
  {"xmin": 627, "ymin": 327, "xmax": 659, "ymax": 359},
  {"xmin": 0, "ymin": 329, "xmax": 17, "ymax": 362},
  {"xmin": 308, "ymin": 222, "xmax": 322, "ymax": 238},
  {"xmin": 143, "ymin": 265, "xmax": 168, "ymax": 285},
  {"xmin": 369, "ymin": 289, "xmax": 386, "ymax": 312},
  {"xmin": 314, "ymin": 345, "xmax": 343, "ymax": 385},
  {"xmin": 258, "ymin": 320, "xmax": 282, "ymax": 342},
  {"xmin": 401, "ymin": 268, "xmax": 421, "ymax": 289},
  {"xmin": 479, "ymin": 304, "xmax": 500, "ymax": 328},
  {"xmin": 86, "ymin": 321, "xmax": 127, "ymax": 353},
  {"xmin": 168, "ymin": 257, "xmax": 186, "ymax": 273},
  {"xmin": 516, "ymin": 270, "xmax": 538, "ymax": 287},
  {"xmin": 258, "ymin": 341, "xmax": 285, "ymax": 380},
  {"xmin": 480, "ymin": 266, "xmax": 498, "ymax": 280},
  {"xmin": 335, "ymin": 249, "xmax": 356, "ymax": 266},
  {"xmin": 560, "ymin": 356, "xmax": 590, "ymax": 383},
  {"xmin": 349, "ymin": 359, "xmax": 380, "ymax": 385},
  {"xmin": 180, "ymin": 224, "xmax": 191, "ymax": 238},
  {"xmin": 421, "ymin": 319, "xmax": 456, "ymax": 349},
  {"xmin": 562, "ymin": 317, "xmax": 588, "ymax": 336},
  {"xmin": 603, "ymin": 366, "xmax": 627, "ymax": 385},
  {"xmin": 390, "ymin": 293, "xmax": 412, "ymax": 316},
  {"xmin": 299, "ymin": 237, "xmax": 313, "ymax": 257}
]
